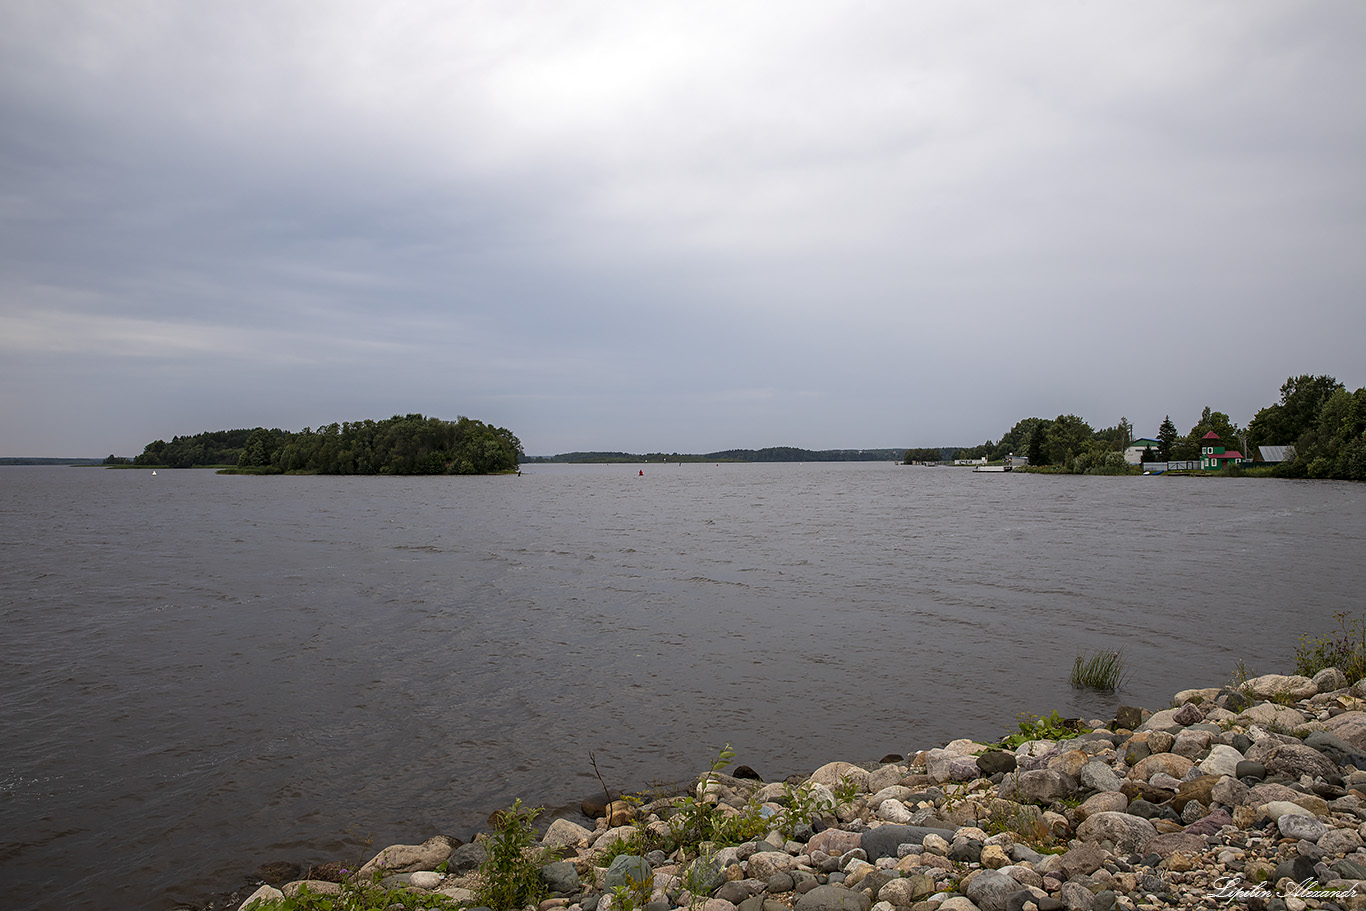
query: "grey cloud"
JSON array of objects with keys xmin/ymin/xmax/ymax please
[{"xmin": 1, "ymin": 1, "xmax": 1363, "ymax": 456}]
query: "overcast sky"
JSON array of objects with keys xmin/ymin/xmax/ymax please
[{"xmin": 2, "ymin": 1, "xmax": 1363, "ymax": 457}]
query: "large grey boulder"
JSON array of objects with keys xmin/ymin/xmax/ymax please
[
  {"xmin": 794, "ymin": 885, "xmax": 871, "ymax": 911},
  {"xmin": 1171, "ymin": 728, "xmax": 1213, "ymax": 759},
  {"xmin": 1135, "ymin": 708, "xmax": 1184, "ymax": 733},
  {"xmin": 878, "ymin": 875, "xmax": 936, "ymax": 907},
  {"xmin": 238, "ymin": 885, "xmax": 283, "ymax": 911},
  {"xmin": 543, "ymin": 818, "xmax": 593, "ymax": 849},
  {"xmin": 1058, "ymin": 880, "xmax": 1096, "ymax": 911},
  {"xmin": 1320, "ymin": 712, "xmax": 1366, "ymax": 751},
  {"xmin": 1260, "ymin": 742, "xmax": 1339, "ymax": 780},
  {"xmin": 860, "ymin": 825, "xmax": 957, "ymax": 861},
  {"xmin": 540, "ymin": 861, "xmax": 579, "ymax": 895},
  {"xmin": 1239, "ymin": 703, "xmax": 1307, "ymax": 730},
  {"xmin": 1305, "ymin": 730, "xmax": 1366, "ymax": 767},
  {"xmin": 1278, "ymin": 813, "xmax": 1329, "ymax": 841},
  {"xmin": 358, "ymin": 835, "xmax": 455, "ymax": 877},
  {"xmin": 684, "ymin": 854, "xmax": 726, "ymax": 896},
  {"xmin": 965, "ymin": 869, "xmax": 1021, "ymax": 911},
  {"xmin": 1244, "ymin": 673, "xmax": 1316, "ymax": 701},
  {"xmin": 1078, "ymin": 761, "xmax": 1122, "ymax": 793},
  {"xmin": 747, "ymin": 852, "xmax": 796, "ymax": 881},
  {"xmin": 1313, "ymin": 667, "xmax": 1348, "ymax": 693},
  {"xmin": 605, "ymin": 854, "xmax": 654, "ymax": 892},
  {"xmin": 1129, "ymin": 753, "xmax": 1195, "ymax": 781},
  {"xmin": 926, "ymin": 749, "xmax": 984, "ymax": 783},
  {"xmin": 1198, "ymin": 744, "xmax": 1244, "ymax": 778},
  {"xmin": 999, "ymin": 769, "xmax": 1075, "ymax": 804},
  {"xmin": 809, "ymin": 761, "xmax": 870, "ymax": 792},
  {"xmin": 447, "ymin": 841, "xmax": 487, "ymax": 874},
  {"xmin": 1075, "ymin": 811, "xmax": 1159, "ymax": 853},
  {"xmin": 1211, "ymin": 776, "xmax": 1251, "ymax": 807},
  {"xmin": 1057, "ymin": 842, "xmax": 1107, "ymax": 878}
]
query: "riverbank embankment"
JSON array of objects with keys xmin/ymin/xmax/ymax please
[{"xmin": 230, "ymin": 669, "xmax": 1366, "ymax": 911}]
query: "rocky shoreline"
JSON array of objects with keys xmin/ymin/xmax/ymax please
[{"xmin": 227, "ymin": 668, "xmax": 1366, "ymax": 911}]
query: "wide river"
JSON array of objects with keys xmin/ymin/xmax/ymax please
[{"xmin": 1, "ymin": 463, "xmax": 1363, "ymax": 910}]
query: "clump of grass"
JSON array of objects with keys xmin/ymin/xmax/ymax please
[
  {"xmin": 1070, "ymin": 649, "xmax": 1129, "ymax": 692},
  {"xmin": 1295, "ymin": 610, "xmax": 1366, "ymax": 683}
]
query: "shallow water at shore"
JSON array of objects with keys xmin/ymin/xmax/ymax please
[{"xmin": 1, "ymin": 463, "xmax": 1362, "ymax": 910}]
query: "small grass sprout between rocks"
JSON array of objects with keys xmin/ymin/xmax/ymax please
[{"xmin": 1069, "ymin": 647, "xmax": 1129, "ymax": 691}]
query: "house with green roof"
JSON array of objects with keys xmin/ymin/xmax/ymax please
[{"xmin": 1124, "ymin": 437, "xmax": 1163, "ymax": 465}]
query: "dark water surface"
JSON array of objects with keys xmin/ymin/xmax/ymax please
[{"xmin": 2, "ymin": 463, "xmax": 1363, "ymax": 910}]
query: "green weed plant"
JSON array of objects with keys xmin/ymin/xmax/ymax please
[
  {"xmin": 1295, "ymin": 611, "xmax": 1366, "ymax": 683},
  {"xmin": 999, "ymin": 711, "xmax": 1087, "ymax": 750},
  {"xmin": 474, "ymin": 799, "xmax": 559, "ymax": 911}
]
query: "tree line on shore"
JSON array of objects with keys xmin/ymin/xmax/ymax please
[
  {"xmin": 525, "ymin": 447, "xmax": 904, "ymax": 463},
  {"xmin": 123, "ymin": 414, "xmax": 523, "ymax": 475},
  {"xmin": 932, "ymin": 373, "xmax": 1364, "ymax": 480}
]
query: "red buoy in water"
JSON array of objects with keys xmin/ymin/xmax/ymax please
[{"xmin": 639, "ymin": 469, "xmax": 644, "ymax": 476}]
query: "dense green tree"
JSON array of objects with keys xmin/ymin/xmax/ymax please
[
  {"xmin": 238, "ymin": 428, "xmax": 278, "ymax": 468},
  {"xmin": 1027, "ymin": 428, "xmax": 1047, "ymax": 467},
  {"xmin": 1070, "ymin": 442, "xmax": 1129, "ymax": 475},
  {"xmin": 1043, "ymin": 414, "xmax": 1094, "ymax": 467},
  {"xmin": 134, "ymin": 429, "xmax": 256, "ymax": 467},
  {"xmin": 1157, "ymin": 416, "xmax": 1178, "ymax": 461},
  {"xmin": 1272, "ymin": 383, "xmax": 1366, "ymax": 480},
  {"xmin": 1093, "ymin": 417, "xmax": 1133, "ymax": 452},
  {"xmin": 991, "ymin": 418, "xmax": 1048, "ymax": 461},
  {"xmin": 1248, "ymin": 374, "xmax": 1343, "ymax": 452},
  {"xmin": 903, "ymin": 447, "xmax": 944, "ymax": 463}
]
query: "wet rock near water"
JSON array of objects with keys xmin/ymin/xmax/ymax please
[{"xmin": 228, "ymin": 670, "xmax": 1366, "ymax": 911}]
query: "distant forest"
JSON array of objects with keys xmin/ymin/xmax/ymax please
[
  {"xmin": 128, "ymin": 414, "xmax": 523, "ymax": 475},
  {"xmin": 525, "ymin": 447, "xmax": 906, "ymax": 463},
  {"xmin": 0, "ymin": 457, "xmax": 103, "ymax": 466}
]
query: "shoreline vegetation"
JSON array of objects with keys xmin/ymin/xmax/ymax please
[
  {"xmin": 935, "ymin": 373, "xmax": 1364, "ymax": 482},
  {"xmin": 219, "ymin": 620, "xmax": 1366, "ymax": 911},
  {"xmin": 68, "ymin": 372, "xmax": 1364, "ymax": 482},
  {"xmin": 524, "ymin": 449, "xmax": 907, "ymax": 464}
]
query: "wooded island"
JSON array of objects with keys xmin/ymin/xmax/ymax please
[{"xmin": 126, "ymin": 414, "xmax": 523, "ymax": 475}]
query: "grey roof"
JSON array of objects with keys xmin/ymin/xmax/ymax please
[{"xmin": 1258, "ymin": 445, "xmax": 1296, "ymax": 462}]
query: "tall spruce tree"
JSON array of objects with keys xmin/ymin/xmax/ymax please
[{"xmin": 1157, "ymin": 416, "xmax": 1178, "ymax": 461}]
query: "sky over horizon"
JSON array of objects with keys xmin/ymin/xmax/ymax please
[{"xmin": 3, "ymin": 1, "xmax": 1364, "ymax": 457}]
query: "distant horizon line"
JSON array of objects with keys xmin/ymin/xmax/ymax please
[{"xmin": 3, "ymin": 444, "xmax": 972, "ymax": 465}]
